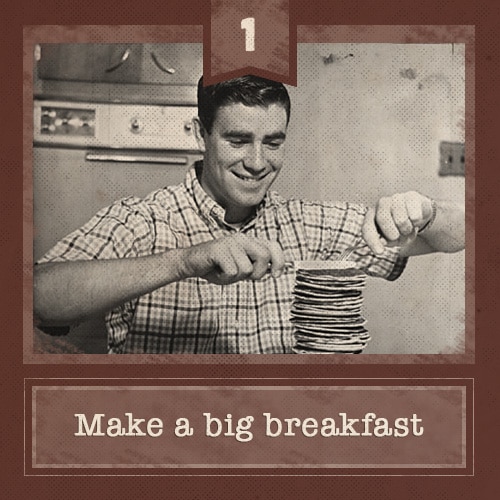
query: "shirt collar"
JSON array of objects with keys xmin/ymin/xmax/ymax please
[{"xmin": 186, "ymin": 161, "xmax": 271, "ymax": 230}]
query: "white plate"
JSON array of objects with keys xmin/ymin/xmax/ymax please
[{"xmin": 294, "ymin": 260, "xmax": 358, "ymax": 271}]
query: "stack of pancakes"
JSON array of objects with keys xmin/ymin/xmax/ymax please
[{"xmin": 290, "ymin": 261, "xmax": 369, "ymax": 354}]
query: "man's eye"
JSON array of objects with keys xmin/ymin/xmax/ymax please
[
  {"xmin": 228, "ymin": 139, "xmax": 248, "ymax": 147},
  {"xmin": 265, "ymin": 142, "xmax": 283, "ymax": 150}
]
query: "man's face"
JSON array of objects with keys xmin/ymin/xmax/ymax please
[{"xmin": 196, "ymin": 103, "xmax": 288, "ymax": 224}]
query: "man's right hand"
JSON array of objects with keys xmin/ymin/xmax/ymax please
[{"xmin": 182, "ymin": 234, "xmax": 286, "ymax": 285}]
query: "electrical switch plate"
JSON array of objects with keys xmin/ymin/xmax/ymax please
[{"xmin": 439, "ymin": 141, "xmax": 465, "ymax": 176}]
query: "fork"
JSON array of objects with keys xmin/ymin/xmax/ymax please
[{"xmin": 337, "ymin": 241, "xmax": 370, "ymax": 261}]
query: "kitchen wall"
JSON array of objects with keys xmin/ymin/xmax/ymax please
[{"xmin": 275, "ymin": 43, "xmax": 465, "ymax": 353}]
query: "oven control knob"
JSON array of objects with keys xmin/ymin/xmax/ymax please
[{"xmin": 130, "ymin": 118, "xmax": 143, "ymax": 134}]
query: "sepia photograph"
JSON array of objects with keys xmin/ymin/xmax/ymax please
[{"xmin": 31, "ymin": 41, "xmax": 466, "ymax": 355}]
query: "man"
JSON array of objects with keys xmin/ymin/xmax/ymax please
[{"xmin": 34, "ymin": 75, "xmax": 465, "ymax": 354}]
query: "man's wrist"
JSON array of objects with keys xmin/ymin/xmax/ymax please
[{"xmin": 162, "ymin": 248, "xmax": 196, "ymax": 282}]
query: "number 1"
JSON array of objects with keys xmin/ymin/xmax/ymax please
[{"xmin": 241, "ymin": 18, "xmax": 255, "ymax": 52}]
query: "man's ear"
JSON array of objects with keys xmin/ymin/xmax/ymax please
[{"xmin": 192, "ymin": 117, "xmax": 206, "ymax": 153}]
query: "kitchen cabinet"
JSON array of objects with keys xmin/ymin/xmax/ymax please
[
  {"xmin": 140, "ymin": 43, "xmax": 202, "ymax": 86},
  {"xmin": 38, "ymin": 44, "xmax": 142, "ymax": 83},
  {"xmin": 37, "ymin": 43, "xmax": 202, "ymax": 86}
]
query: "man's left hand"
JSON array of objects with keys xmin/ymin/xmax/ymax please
[{"xmin": 362, "ymin": 191, "xmax": 434, "ymax": 255}]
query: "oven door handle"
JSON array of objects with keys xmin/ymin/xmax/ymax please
[{"xmin": 85, "ymin": 153, "xmax": 188, "ymax": 165}]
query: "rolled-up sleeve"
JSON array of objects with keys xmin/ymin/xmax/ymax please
[{"xmin": 36, "ymin": 197, "xmax": 154, "ymax": 264}]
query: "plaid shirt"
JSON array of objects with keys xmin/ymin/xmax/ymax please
[{"xmin": 38, "ymin": 163, "xmax": 407, "ymax": 354}]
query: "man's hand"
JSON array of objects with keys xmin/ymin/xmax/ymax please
[
  {"xmin": 362, "ymin": 191, "xmax": 434, "ymax": 255},
  {"xmin": 182, "ymin": 234, "xmax": 285, "ymax": 285}
]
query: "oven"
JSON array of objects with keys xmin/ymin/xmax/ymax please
[{"xmin": 33, "ymin": 100, "xmax": 202, "ymax": 352}]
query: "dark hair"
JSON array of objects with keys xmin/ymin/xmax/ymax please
[{"xmin": 197, "ymin": 75, "xmax": 291, "ymax": 133}]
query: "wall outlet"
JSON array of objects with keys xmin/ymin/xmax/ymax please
[{"xmin": 439, "ymin": 141, "xmax": 465, "ymax": 176}]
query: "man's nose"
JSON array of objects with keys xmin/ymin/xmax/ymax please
[{"xmin": 243, "ymin": 145, "xmax": 267, "ymax": 173}]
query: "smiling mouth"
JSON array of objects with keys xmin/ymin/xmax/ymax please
[{"xmin": 233, "ymin": 172, "xmax": 269, "ymax": 182}]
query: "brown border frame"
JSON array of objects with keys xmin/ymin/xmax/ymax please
[{"xmin": 4, "ymin": 0, "xmax": 499, "ymax": 497}]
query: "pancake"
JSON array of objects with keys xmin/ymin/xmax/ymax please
[{"xmin": 290, "ymin": 261, "xmax": 369, "ymax": 354}]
